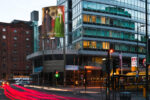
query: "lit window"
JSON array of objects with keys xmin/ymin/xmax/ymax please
[
  {"xmin": 83, "ymin": 15, "xmax": 88, "ymax": 22},
  {"xmin": 26, "ymin": 38, "xmax": 29, "ymax": 41},
  {"xmin": 2, "ymin": 35, "xmax": 6, "ymax": 39},
  {"xmin": 83, "ymin": 41, "xmax": 90, "ymax": 48},
  {"xmin": 91, "ymin": 16, "xmax": 96, "ymax": 23},
  {"xmin": 14, "ymin": 37, "xmax": 17, "ymax": 40},
  {"xmin": 90, "ymin": 41, "xmax": 96, "ymax": 48},
  {"xmin": 2, "ymin": 28, "xmax": 6, "ymax": 32},
  {"xmin": 102, "ymin": 42, "xmax": 110, "ymax": 49},
  {"xmin": 101, "ymin": 17, "xmax": 106, "ymax": 24}
]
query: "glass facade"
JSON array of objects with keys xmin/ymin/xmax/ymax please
[{"xmin": 71, "ymin": 0, "xmax": 148, "ymax": 56}]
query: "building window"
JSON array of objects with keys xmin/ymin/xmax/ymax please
[
  {"xmin": 2, "ymin": 35, "xmax": 6, "ymax": 39},
  {"xmin": 83, "ymin": 15, "xmax": 88, "ymax": 22},
  {"xmin": 14, "ymin": 37, "xmax": 17, "ymax": 40},
  {"xmin": 2, "ymin": 28, "xmax": 6, "ymax": 32},
  {"xmin": 26, "ymin": 38, "xmax": 29, "ymax": 41},
  {"xmin": 12, "ymin": 50, "xmax": 17, "ymax": 54},
  {"xmin": 2, "ymin": 42, "xmax": 6, "ymax": 46},
  {"xmin": 83, "ymin": 41, "xmax": 90, "ymax": 48},
  {"xmin": 14, "ymin": 44, "xmax": 17, "ymax": 47},
  {"xmin": 102, "ymin": 42, "xmax": 110, "ymax": 49},
  {"xmin": 101, "ymin": 17, "xmax": 106, "ymax": 24},
  {"xmin": 14, "ymin": 30, "xmax": 17, "ymax": 33},
  {"xmin": 91, "ymin": 16, "xmax": 96, "ymax": 23},
  {"xmin": 26, "ymin": 31, "xmax": 29, "ymax": 34},
  {"xmin": 26, "ymin": 45, "xmax": 30, "ymax": 48},
  {"xmin": 90, "ymin": 41, "xmax": 96, "ymax": 48}
]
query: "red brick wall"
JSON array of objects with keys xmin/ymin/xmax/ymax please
[{"xmin": 0, "ymin": 22, "xmax": 33, "ymax": 80}]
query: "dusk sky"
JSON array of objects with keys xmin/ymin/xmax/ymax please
[{"xmin": 0, "ymin": 0, "xmax": 56, "ymax": 25}]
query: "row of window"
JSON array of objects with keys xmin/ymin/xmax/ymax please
[
  {"xmin": 2, "ymin": 35, "xmax": 30, "ymax": 41},
  {"xmin": 83, "ymin": 14, "xmax": 135, "ymax": 30},
  {"xmin": 73, "ymin": 15, "xmax": 82, "ymax": 30},
  {"xmin": 113, "ymin": 0, "xmax": 145, "ymax": 8},
  {"xmin": 72, "ymin": 1, "xmax": 82, "ymax": 18},
  {"xmin": 73, "ymin": 28, "xmax": 146, "ymax": 42},
  {"xmin": 1, "ymin": 28, "xmax": 30, "ymax": 34},
  {"xmin": 75, "ymin": 41, "xmax": 145, "ymax": 53},
  {"xmin": 83, "ymin": 1, "xmax": 146, "ymax": 21}
]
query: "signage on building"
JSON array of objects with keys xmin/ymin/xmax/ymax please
[
  {"xmin": 131, "ymin": 57, "xmax": 137, "ymax": 67},
  {"xmin": 34, "ymin": 66, "xmax": 43, "ymax": 73},
  {"xmin": 65, "ymin": 65, "xmax": 79, "ymax": 70},
  {"xmin": 42, "ymin": 6, "xmax": 64, "ymax": 38},
  {"xmin": 131, "ymin": 57, "xmax": 137, "ymax": 71}
]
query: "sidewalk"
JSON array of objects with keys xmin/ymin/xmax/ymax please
[{"xmin": 24, "ymin": 85, "xmax": 149, "ymax": 100}]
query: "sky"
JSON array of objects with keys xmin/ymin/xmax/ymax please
[{"xmin": 0, "ymin": 0, "xmax": 56, "ymax": 25}]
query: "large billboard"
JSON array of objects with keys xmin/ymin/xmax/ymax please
[{"xmin": 42, "ymin": 6, "xmax": 64, "ymax": 38}]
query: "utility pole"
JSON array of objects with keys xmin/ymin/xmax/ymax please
[
  {"xmin": 145, "ymin": 0, "xmax": 149, "ymax": 99},
  {"xmin": 63, "ymin": 35, "xmax": 66, "ymax": 86},
  {"xmin": 106, "ymin": 49, "xmax": 114, "ymax": 100}
]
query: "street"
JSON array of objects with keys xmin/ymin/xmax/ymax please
[{"xmin": 1, "ymin": 84, "xmax": 96, "ymax": 100}]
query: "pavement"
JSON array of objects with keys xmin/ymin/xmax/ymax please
[{"xmin": 1, "ymin": 84, "xmax": 150, "ymax": 100}]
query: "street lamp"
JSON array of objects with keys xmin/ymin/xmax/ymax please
[
  {"xmin": 137, "ymin": 25, "xmax": 145, "ymax": 68},
  {"xmin": 145, "ymin": 0, "xmax": 149, "ymax": 99},
  {"xmin": 136, "ymin": 24, "xmax": 144, "ymax": 94},
  {"xmin": 106, "ymin": 49, "xmax": 114, "ymax": 100}
]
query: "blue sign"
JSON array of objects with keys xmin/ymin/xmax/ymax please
[
  {"xmin": 65, "ymin": 65, "xmax": 79, "ymax": 70},
  {"xmin": 34, "ymin": 66, "xmax": 43, "ymax": 73}
]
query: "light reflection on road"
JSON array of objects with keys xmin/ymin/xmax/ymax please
[{"xmin": 2, "ymin": 84, "xmax": 89, "ymax": 100}]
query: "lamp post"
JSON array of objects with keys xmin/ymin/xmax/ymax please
[
  {"xmin": 41, "ymin": 35, "xmax": 45, "ymax": 86},
  {"xmin": 106, "ymin": 49, "xmax": 114, "ymax": 100},
  {"xmin": 137, "ymin": 25, "xmax": 144, "ymax": 69},
  {"xmin": 63, "ymin": 34, "xmax": 66, "ymax": 86},
  {"xmin": 136, "ymin": 25, "xmax": 144, "ymax": 94},
  {"xmin": 145, "ymin": 0, "xmax": 149, "ymax": 99}
]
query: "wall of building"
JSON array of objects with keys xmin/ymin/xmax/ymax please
[{"xmin": 0, "ymin": 20, "xmax": 33, "ymax": 80}]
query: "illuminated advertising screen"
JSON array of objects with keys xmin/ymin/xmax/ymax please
[{"xmin": 42, "ymin": 6, "xmax": 64, "ymax": 38}]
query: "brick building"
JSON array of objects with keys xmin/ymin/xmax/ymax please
[{"xmin": 0, "ymin": 20, "xmax": 33, "ymax": 80}]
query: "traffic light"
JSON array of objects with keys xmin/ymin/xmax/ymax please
[
  {"xmin": 109, "ymin": 49, "xmax": 114, "ymax": 54},
  {"xmin": 55, "ymin": 71, "xmax": 59, "ymax": 78}
]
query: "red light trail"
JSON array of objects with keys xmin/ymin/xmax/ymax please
[{"xmin": 2, "ymin": 84, "xmax": 89, "ymax": 100}]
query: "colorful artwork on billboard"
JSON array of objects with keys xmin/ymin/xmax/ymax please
[{"xmin": 42, "ymin": 6, "xmax": 64, "ymax": 38}]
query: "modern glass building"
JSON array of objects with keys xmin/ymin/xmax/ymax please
[{"xmin": 57, "ymin": 0, "xmax": 150, "ymax": 71}]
